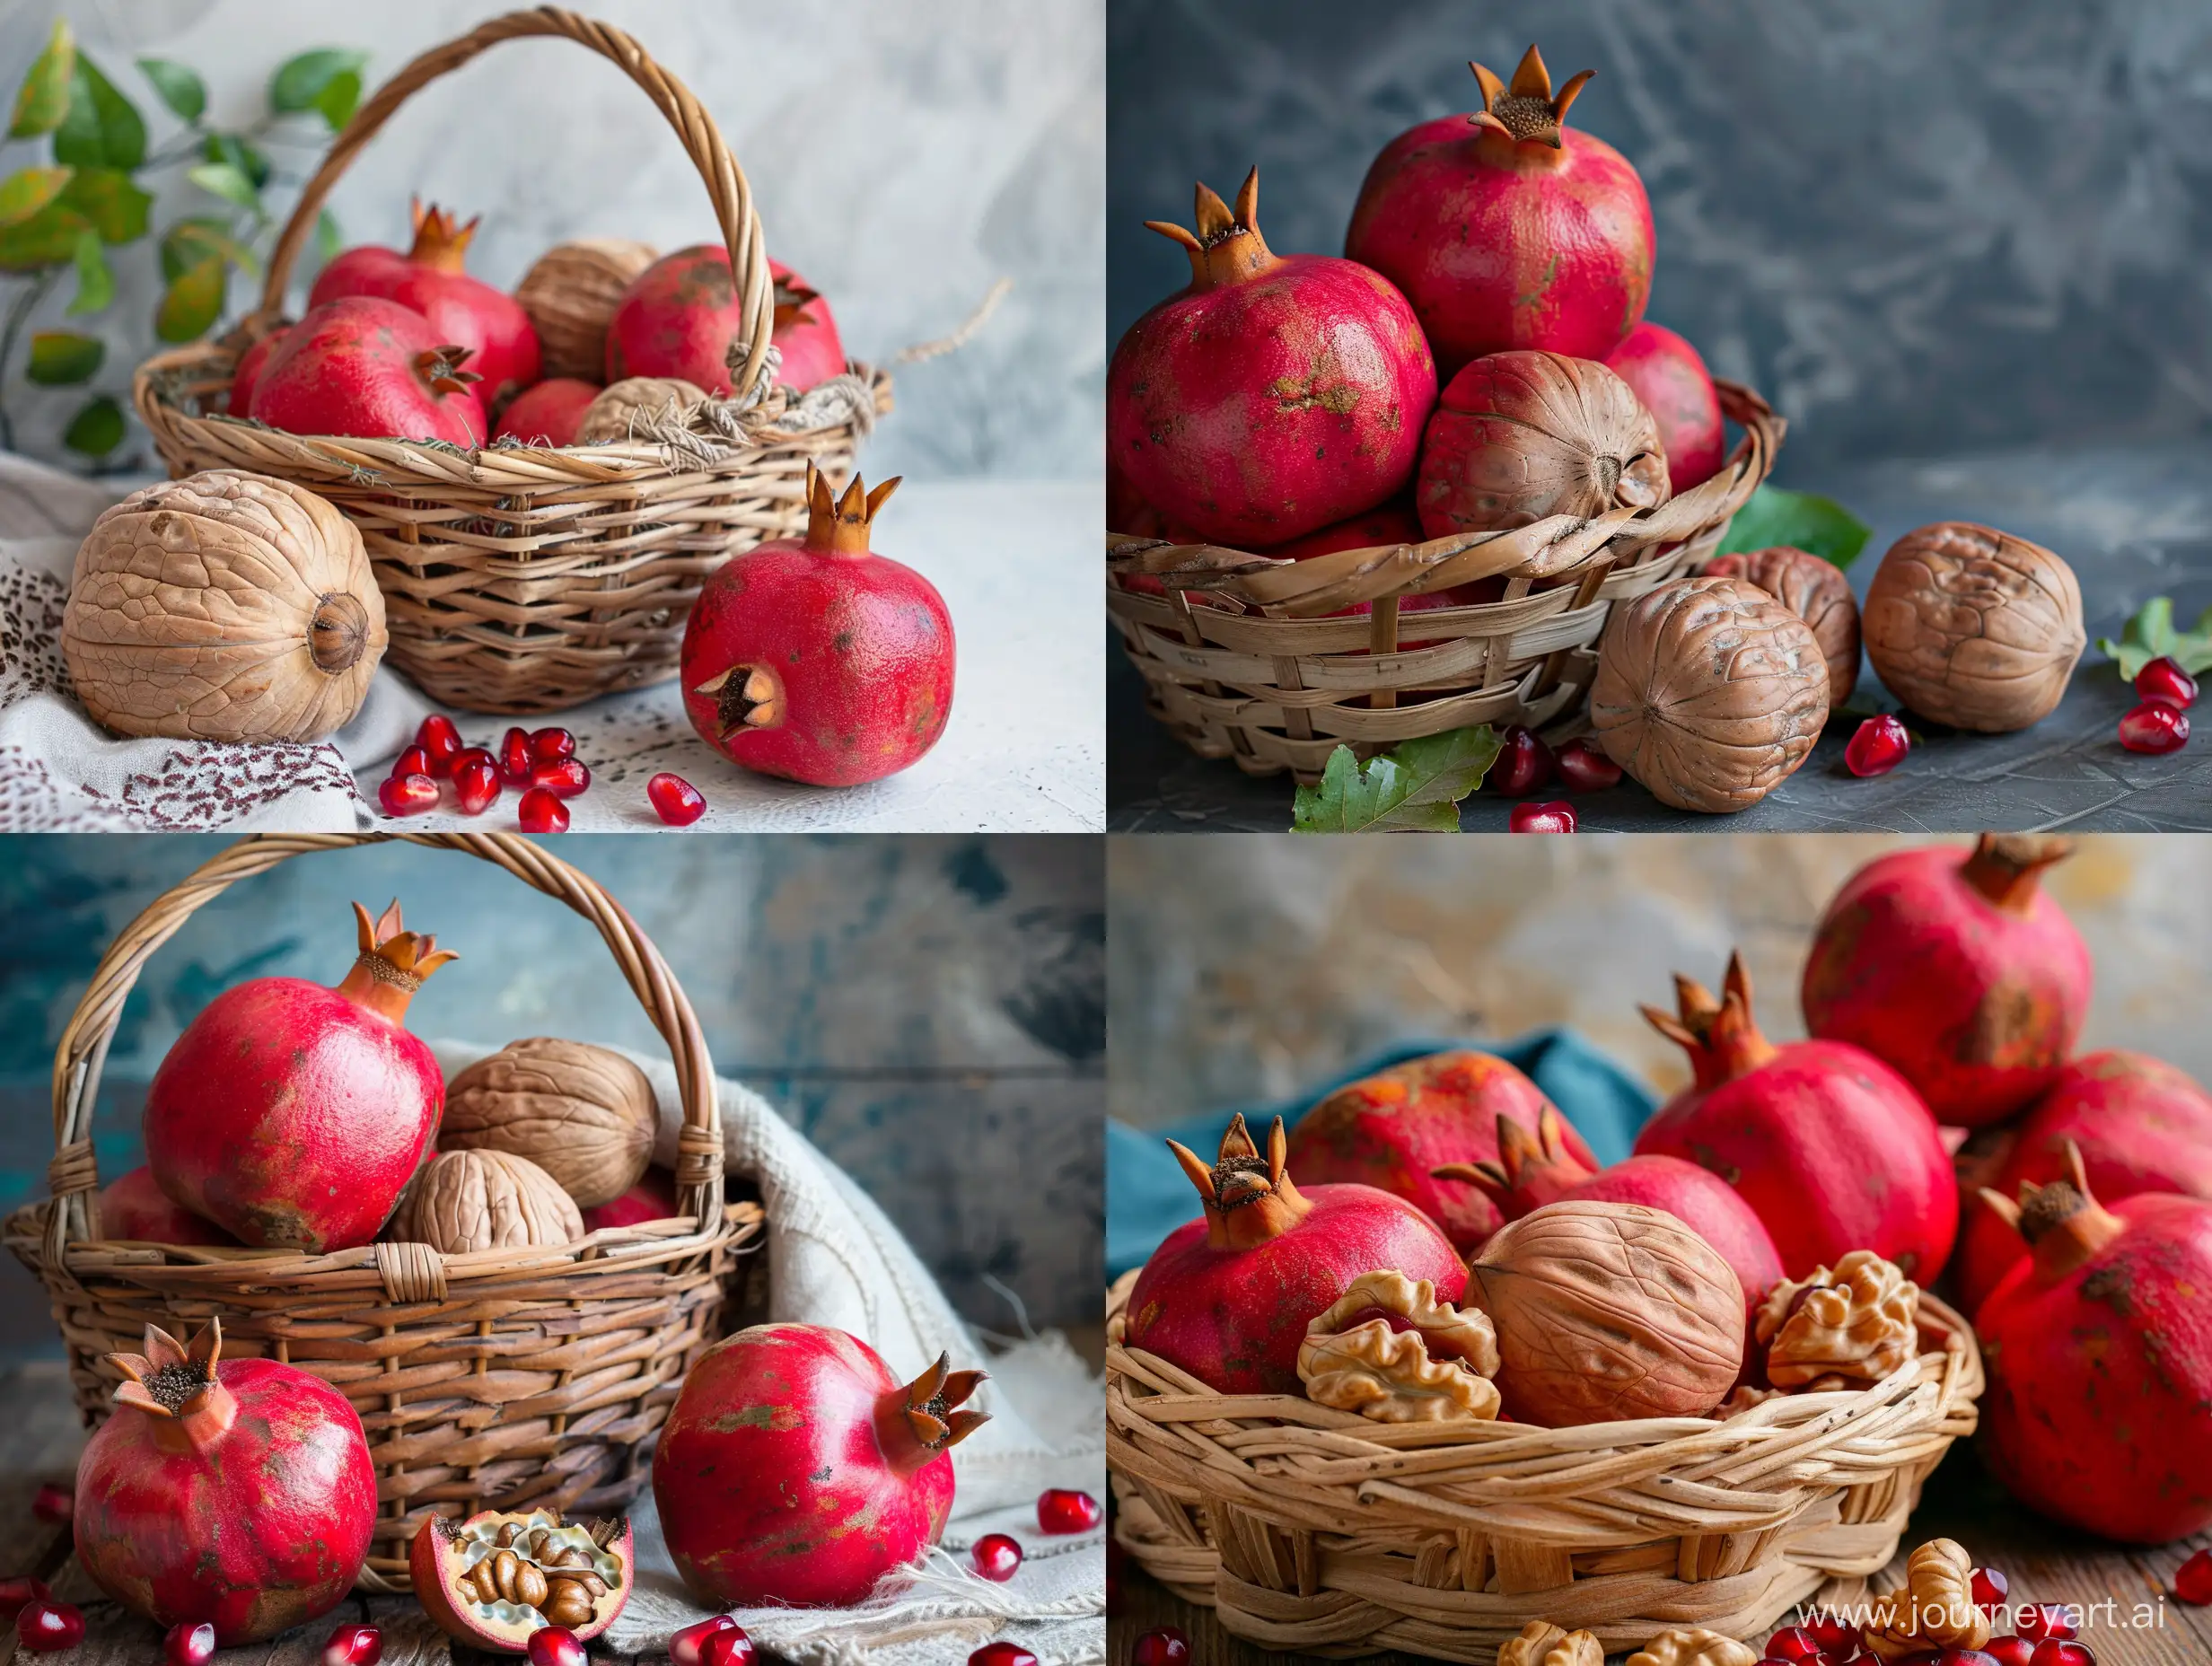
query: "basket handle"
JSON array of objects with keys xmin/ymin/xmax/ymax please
[
  {"xmin": 46, "ymin": 833, "xmax": 723, "ymax": 1261},
  {"xmin": 255, "ymin": 6, "xmax": 773, "ymax": 396}
]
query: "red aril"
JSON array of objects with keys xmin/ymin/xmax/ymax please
[
  {"xmin": 2135, "ymin": 655, "xmax": 2198, "ymax": 706},
  {"xmin": 1509, "ymin": 801, "xmax": 1576, "ymax": 832},
  {"xmin": 2019, "ymin": 1609, "xmax": 2076, "ymax": 1644},
  {"xmin": 530, "ymin": 726, "xmax": 575, "ymax": 762},
  {"xmin": 518, "ymin": 786, "xmax": 569, "ymax": 833},
  {"xmin": 321, "ymin": 1625, "xmax": 382, "ymax": 1666},
  {"xmin": 968, "ymin": 1646, "xmax": 1038, "ymax": 1666},
  {"xmin": 2027, "ymin": 1645, "xmax": 2092, "ymax": 1666},
  {"xmin": 1607, "ymin": 322, "xmax": 1725, "ymax": 491},
  {"xmin": 669, "ymin": 1617, "xmax": 740, "ymax": 1666},
  {"xmin": 379, "ymin": 772, "xmax": 438, "ymax": 817},
  {"xmin": 1555, "ymin": 738, "xmax": 1622, "ymax": 791},
  {"xmin": 971, "ymin": 1533, "xmax": 1022, "ymax": 1581},
  {"xmin": 0, "ymin": 1578, "xmax": 49, "ymax": 1620},
  {"xmin": 498, "ymin": 725, "xmax": 534, "ymax": 785},
  {"xmin": 18, "ymin": 1600, "xmax": 84, "ymax": 1652},
  {"xmin": 450, "ymin": 745, "xmax": 495, "ymax": 775},
  {"xmin": 452, "ymin": 758, "xmax": 500, "ymax": 816},
  {"xmin": 702, "ymin": 1630, "xmax": 756, "ymax": 1666},
  {"xmin": 31, "ymin": 1480, "xmax": 72, "ymax": 1521},
  {"xmin": 2118, "ymin": 699, "xmax": 2188, "ymax": 752},
  {"xmin": 531, "ymin": 758, "xmax": 591, "ymax": 797},
  {"xmin": 391, "ymin": 743, "xmax": 432, "ymax": 779},
  {"xmin": 492, "ymin": 377, "xmax": 598, "ymax": 447},
  {"xmin": 1765, "ymin": 1629, "xmax": 1823, "ymax": 1662},
  {"xmin": 416, "ymin": 713, "xmax": 462, "ymax": 774},
  {"xmin": 251, "ymin": 297, "xmax": 487, "ymax": 445},
  {"xmin": 526, "ymin": 1629, "xmax": 585, "ymax": 1666},
  {"xmin": 648, "ymin": 772, "xmax": 707, "ymax": 826},
  {"xmin": 166, "ymin": 1622, "xmax": 218, "ymax": 1666},
  {"xmin": 2177, "ymin": 1547, "xmax": 2212, "ymax": 1603},
  {"xmin": 1984, "ymin": 1641, "xmax": 2034, "ymax": 1666},
  {"xmin": 1806, "ymin": 1612, "xmax": 1863, "ymax": 1655},
  {"xmin": 1134, "ymin": 1630, "xmax": 1192, "ymax": 1666},
  {"xmin": 1846, "ymin": 714, "xmax": 1909, "ymax": 776},
  {"xmin": 1037, "ymin": 1488, "xmax": 1099, "ymax": 1534},
  {"xmin": 1490, "ymin": 724, "xmax": 1556, "ymax": 795},
  {"xmin": 1941, "ymin": 1653, "xmax": 2002, "ymax": 1666},
  {"xmin": 1971, "ymin": 1566, "xmax": 2010, "ymax": 1609}
]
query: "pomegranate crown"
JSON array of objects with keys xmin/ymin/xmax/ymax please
[
  {"xmin": 1164, "ymin": 1112, "xmax": 1313, "ymax": 1250},
  {"xmin": 1145, "ymin": 167, "xmax": 1281, "ymax": 293},
  {"xmin": 1978, "ymin": 1138, "xmax": 2125, "ymax": 1283},
  {"xmin": 1431, "ymin": 1105, "xmax": 1588, "ymax": 1206},
  {"xmin": 803, "ymin": 460, "xmax": 900, "ymax": 557},
  {"xmin": 1469, "ymin": 44, "xmax": 1594, "ymax": 149},
  {"xmin": 772, "ymin": 274, "xmax": 821, "ymax": 330},
  {"xmin": 109, "ymin": 1317, "xmax": 222, "ymax": 1420},
  {"xmin": 1641, "ymin": 951, "xmax": 1778, "ymax": 1088},
  {"xmin": 353, "ymin": 899, "xmax": 459, "ymax": 985},
  {"xmin": 407, "ymin": 197, "xmax": 481, "ymax": 273},
  {"xmin": 1961, "ymin": 831, "xmax": 2073, "ymax": 915},
  {"xmin": 900, "ymin": 1351, "xmax": 990, "ymax": 1453}
]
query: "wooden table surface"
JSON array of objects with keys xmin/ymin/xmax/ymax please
[{"xmin": 1105, "ymin": 1437, "xmax": 2212, "ymax": 1666}]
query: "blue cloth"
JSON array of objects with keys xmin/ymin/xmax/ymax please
[{"xmin": 1105, "ymin": 1029, "xmax": 1658, "ymax": 1279}]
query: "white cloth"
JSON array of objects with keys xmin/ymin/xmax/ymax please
[
  {"xmin": 0, "ymin": 452, "xmax": 1102, "ymax": 831},
  {"xmin": 431, "ymin": 1038, "xmax": 1106, "ymax": 1666}
]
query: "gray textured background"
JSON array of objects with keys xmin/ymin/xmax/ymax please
[
  {"xmin": 0, "ymin": 0, "xmax": 1103, "ymax": 479},
  {"xmin": 1109, "ymin": 0, "xmax": 2212, "ymax": 474},
  {"xmin": 0, "ymin": 834, "xmax": 1103, "ymax": 1361}
]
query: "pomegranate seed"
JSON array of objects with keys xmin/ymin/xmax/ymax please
[
  {"xmin": 31, "ymin": 1480, "xmax": 71, "ymax": 1522},
  {"xmin": 967, "ymin": 1645, "xmax": 1038, "ymax": 1666},
  {"xmin": 518, "ymin": 786, "xmax": 570, "ymax": 833},
  {"xmin": 1766, "ymin": 1629, "xmax": 1824, "ymax": 1663},
  {"xmin": 416, "ymin": 713, "xmax": 463, "ymax": 775},
  {"xmin": 1554, "ymin": 737, "xmax": 1621, "ymax": 792},
  {"xmin": 451, "ymin": 745, "xmax": 496, "ymax": 775},
  {"xmin": 1509, "ymin": 800, "xmax": 1576, "ymax": 833},
  {"xmin": 1133, "ymin": 1629, "xmax": 1192, "ymax": 1666},
  {"xmin": 378, "ymin": 772, "xmax": 439, "ymax": 818},
  {"xmin": 167, "ymin": 1621, "xmax": 218, "ymax": 1666},
  {"xmin": 2017, "ymin": 1606, "xmax": 2076, "ymax": 1642},
  {"xmin": 2027, "ymin": 1644, "xmax": 2093, "ymax": 1666},
  {"xmin": 0, "ymin": 1577, "xmax": 50, "ymax": 1620},
  {"xmin": 647, "ymin": 771, "xmax": 707, "ymax": 826},
  {"xmin": 530, "ymin": 758, "xmax": 592, "ymax": 798},
  {"xmin": 2177, "ymin": 1547, "xmax": 2212, "ymax": 1603},
  {"xmin": 2135, "ymin": 654, "xmax": 2198, "ymax": 707},
  {"xmin": 526, "ymin": 1629, "xmax": 585, "ymax": 1666},
  {"xmin": 498, "ymin": 725, "xmax": 535, "ymax": 785},
  {"xmin": 701, "ymin": 1629, "xmax": 756, "ymax": 1666},
  {"xmin": 452, "ymin": 758, "xmax": 501, "ymax": 816},
  {"xmin": 321, "ymin": 1624, "xmax": 382, "ymax": 1666},
  {"xmin": 530, "ymin": 725, "xmax": 576, "ymax": 762},
  {"xmin": 1971, "ymin": 1566, "xmax": 2010, "ymax": 1609},
  {"xmin": 1983, "ymin": 1642, "xmax": 2035, "ymax": 1666},
  {"xmin": 1939, "ymin": 1651, "xmax": 2002, "ymax": 1666},
  {"xmin": 1489, "ymin": 723, "xmax": 1556, "ymax": 796},
  {"xmin": 970, "ymin": 1532, "xmax": 1023, "ymax": 1581},
  {"xmin": 1807, "ymin": 1613, "xmax": 1863, "ymax": 1654},
  {"xmin": 1036, "ymin": 1487, "xmax": 1101, "ymax": 1534},
  {"xmin": 669, "ymin": 1617, "xmax": 741, "ymax": 1666},
  {"xmin": 2119, "ymin": 698, "xmax": 2189, "ymax": 753},
  {"xmin": 19, "ymin": 1600, "xmax": 85, "ymax": 1652},
  {"xmin": 1846, "ymin": 714, "xmax": 1910, "ymax": 776},
  {"xmin": 391, "ymin": 743, "xmax": 432, "ymax": 780}
]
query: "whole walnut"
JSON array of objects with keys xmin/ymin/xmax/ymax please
[
  {"xmin": 1591, "ymin": 575, "xmax": 1830, "ymax": 813},
  {"xmin": 515, "ymin": 238, "xmax": 659, "ymax": 381},
  {"xmin": 64, "ymin": 469, "xmax": 383, "ymax": 742},
  {"xmin": 576, "ymin": 376, "xmax": 709, "ymax": 443},
  {"xmin": 392, "ymin": 1150, "xmax": 583, "ymax": 1253},
  {"xmin": 1863, "ymin": 522, "xmax": 2084, "ymax": 731},
  {"xmin": 1700, "ymin": 545, "xmax": 1860, "ymax": 707},
  {"xmin": 1466, "ymin": 1199, "xmax": 1745, "ymax": 1425},
  {"xmin": 442, "ymin": 1039, "xmax": 657, "ymax": 1207}
]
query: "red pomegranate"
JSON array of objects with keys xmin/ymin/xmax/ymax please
[
  {"xmin": 250, "ymin": 297, "xmax": 487, "ymax": 445},
  {"xmin": 1605, "ymin": 321, "xmax": 1725, "ymax": 491},
  {"xmin": 605, "ymin": 247, "xmax": 844, "ymax": 394},
  {"xmin": 142, "ymin": 900, "xmax": 452, "ymax": 1252},
  {"xmin": 1106, "ymin": 167, "xmax": 1437, "ymax": 547},
  {"xmin": 74, "ymin": 1319, "xmax": 376, "ymax": 1643},
  {"xmin": 1977, "ymin": 1145, "xmax": 2212, "ymax": 1542},
  {"xmin": 95, "ymin": 1166, "xmax": 232, "ymax": 1246},
  {"xmin": 582, "ymin": 1169, "xmax": 679, "ymax": 1232},
  {"xmin": 1434, "ymin": 1106, "xmax": 1784, "ymax": 1320},
  {"xmin": 1124, "ymin": 1113, "xmax": 1468, "ymax": 1395},
  {"xmin": 1285, "ymin": 1050, "xmax": 1595, "ymax": 1252},
  {"xmin": 491, "ymin": 377, "xmax": 600, "ymax": 446},
  {"xmin": 226, "ymin": 328, "xmax": 289, "ymax": 416},
  {"xmin": 310, "ymin": 198, "xmax": 541, "ymax": 404},
  {"xmin": 1635, "ymin": 952, "xmax": 1957, "ymax": 1280},
  {"xmin": 1346, "ymin": 45, "xmax": 1653, "ymax": 377},
  {"xmin": 1955, "ymin": 1050, "xmax": 2212, "ymax": 1317},
  {"xmin": 1802, "ymin": 835, "xmax": 2092, "ymax": 1127},
  {"xmin": 652, "ymin": 1325, "xmax": 986, "ymax": 1608},
  {"xmin": 680, "ymin": 465, "xmax": 952, "ymax": 787}
]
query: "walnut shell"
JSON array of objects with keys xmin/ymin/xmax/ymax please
[
  {"xmin": 1863, "ymin": 521, "xmax": 2084, "ymax": 732},
  {"xmin": 1861, "ymin": 1539, "xmax": 1992, "ymax": 1661},
  {"xmin": 1298, "ymin": 1270, "xmax": 1502, "ymax": 1423},
  {"xmin": 1626, "ymin": 1629, "xmax": 1760, "ymax": 1666},
  {"xmin": 442, "ymin": 1039, "xmax": 657, "ymax": 1207},
  {"xmin": 516, "ymin": 238, "xmax": 659, "ymax": 381},
  {"xmin": 1757, "ymin": 1250, "xmax": 1920, "ymax": 1390},
  {"xmin": 392, "ymin": 1150, "xmax": 584, "ymax": 1253},
  {"xmin": 1700, "ymin": 545, "xmax": 1860, "ymax": 706},
  {"xmin": 64, "ymin": 469, "xmax": 384, "ymax": 742},
  {"xmin": 576, "ymin": 376, "xmax": 709, "ymax": 443},
  {"xmin": 1591, "ymin": 575, "xmax": 1830, "ymax": 814},
  {"xmin": 1498, "ymin": 1621, "xmax": 1602, "ymax": 1666}
]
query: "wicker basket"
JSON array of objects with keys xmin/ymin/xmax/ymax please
[
  {"xmin": 1108, "ymin": 381, "xmax": 1784, "ymax": 783},
  {"xmin": 1105, "ymin": 1269, "xmax": 1981, "ymax": 1662},
  {"xmin": 4, "ymin": 832, "xmax": 759, "ymax": 1591},
  {"xmin": 131, "ymin": 8, "xmax": 893, "ymax": 715}
]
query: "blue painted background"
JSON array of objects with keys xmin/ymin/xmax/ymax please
[{"xmin": 0, "ymin": 835, "xmax": 1102, "ymax": 1360}]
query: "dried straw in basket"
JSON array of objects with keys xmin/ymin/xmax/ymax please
[
  {"xmin": 1104, "ymin": 1269, "xmax": 1979, "ymax": 1662},
  {"xmin": 1107, "ymin": 381, "xmax": 1785, "ymax": 783},
  {"xmin": 131, "ymin": 8, "xmax": 894, "ymax": 715},
  {"xmin": 4, "ymin": 833, "xmax": 759, "ymax": 1592}
]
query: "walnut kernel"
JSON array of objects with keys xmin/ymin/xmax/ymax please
[
  {"xmin": 1625, "ymin": 1628, "xmax": 1760, "ymax": 1666},
  {"xmin": 1861, "ymin": 1538, "xmax": 1992, "ymax": 1660},
  {"xmin": 1497, "ymin": 1619, "xmax": 1602, "ymax": 1666},
  {"xmin": 1299, "ymin": 1270, "xmax": 1501, "ymax": 1423},
  {"xmin": 1757, "ymin": 1250, "xmax": 1919, "ymax": 1389}
]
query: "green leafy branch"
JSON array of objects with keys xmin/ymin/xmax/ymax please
[
  {"xmin": 2098, "ymin": 596, "xmax": 2212, "ymax": 681},
  {"xmin": 1291, "ymin": 727, "xmax": 1503, "ymax": 832},
  {"xmin": 1, "ymin": 22, "xmax": 364, "ymax": 460}
]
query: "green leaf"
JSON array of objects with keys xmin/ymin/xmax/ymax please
[
  {"xmin": 162, "ymin": 216, "xmax": 258, "ymax": 281},
  {"xmin": 63, "ymin": 393, "xmax": 125, "ymax": 456},
  {"xmin": 9, "ymin": 22, "xmax": 75, "ymax": 138},
  {"xmin": 269, "ymin": 48, "xmax": 369, "ymax": 115},
  {"xmin": 1714, "ymin": 484, "xmax": 1873, "ymax": 570},
  {"xmin": 53, "ymin": 55, "xmax": 146, "ymax": 171},
  {"xmin": 315, "ymin": 207, "xmax": 342, "ymax": 265},
  {"xmin": 1291, "ymin": 726, "xmax": 1504, "ymax": 833},
  {"xmin": 0, "ymin": 202, "xmax": 92, "ymax": 270},
  {"xmin": 136, "ymin": 57, "xmax": 205, "ymax": 122},
  {"xmin": 186, "ymin": 161, "xmax": 259, "ymax": 213},
  {"xmin": 154, "ymin": 255, "xmax": 225, "ymax": 341},
  {"xmin": 312, "ymin": 67, "xmax": 361, "ymax": 131},
  {"xmin": 66, "ymin": 227, "xmax": 111, "ymax": 314},
  {"xmin": 57, "ymin": 167, "xmax": 151, "ymax": 242},
  {"xmin": 27, "ymin": 329, "xmax": 104, "ymax": 384},
  {"xmin": 2096, "ymin": 595, "xmax": 2212, "ymax": 681},
  {"xmin": 0, "ymin": 166, "xmax": 72, "ymax": 227},
  {"xmin": 201, "ymin": 130, "xmax": 270, "ymax": 189}
]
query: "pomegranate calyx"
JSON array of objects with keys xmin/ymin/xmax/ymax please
[
  {"xmin": 1432, "ymin": 1106, "xmax": 1595, "ymax": 1217},
  {"xmin": 109, "ymin": 1318, "xmax": 240, "ymax": 1452},
  {"xmin": 1962, "ymin": 832, "xmax": 2073, "ymax": 916},
  {"xmin": 1469, "ymin": 44, "xmax": 1594, "ymax": 150},
  {"xmin": 800, "ymin": 460, "xmax": 901, "ymax": 557},
  {"xmin": 1642, "ymin": 952, "xmax": 1780, "ymax": 1087},
  {"xmin": 694, "ymin": 662, "xmax": 785, "ymax": 738},
  {"xmin": 772, "ymin": 278, "xmax": 821, "ymax": 331},
  {"xmin": 897, "ymin": 1352, "xmax": 991, "ymax": 1460},
  {"xmin": 1144, "ymin": 167, "xmax": 1283, "ymax": 293},
  {"xmin": 414, "ymin": 344, "xmax": 483, "ymax": 397},
  {"xmin": 338, "ymin": 899, "xmax": 457, "ymax": 1024},
  {"xmin": 1980, "ymin": 1139, "xmax": 2127, "ymax": 1281},
  {"xmin": 407, "ymin": 197, "xmax": 482, "ymax": 274},
  {"xmin": 1165, "ymin": 1113, "xmax": 1314, "ymax": 1250}
]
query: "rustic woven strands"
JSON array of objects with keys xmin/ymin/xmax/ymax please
[
  {"xmin": 5, "ymin": 834, "xmax": 759, "ymax": 1592},
  {"xmin": 1107, "ymin": 381, "xmax": 1782, "ymax": 783},
  {"xmin": 1105, "ymin": 1270, "xmax": 1979, "ymax": 1662},
  {"xmin": 130, "ymin": 9, "xmax": 892, "ymax": 715}
]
